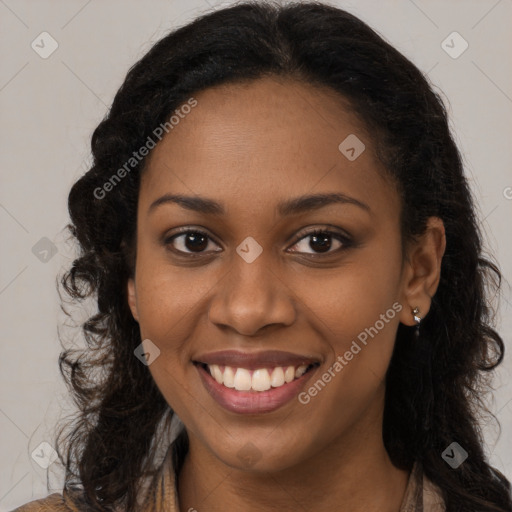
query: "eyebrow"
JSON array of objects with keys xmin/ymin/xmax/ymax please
[{"xmin": 148, "ymin": 192, "xmax": 370, "ymax": 216}]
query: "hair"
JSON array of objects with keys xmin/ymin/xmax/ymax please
[{"xmin": 56, "ymin": 1, "xmax": 512, "ymax": 511}]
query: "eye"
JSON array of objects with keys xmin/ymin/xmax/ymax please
[
  {"xmin": 164, "ymin": 226, "xmax": 353, "ymax": 257},
  {"xmin": 288, "ymin": 228, "xmax": 352, "ymax": 255},
  {"xmin": 164, "ymin": 228, "xmax": 222, "ymax": 255}
]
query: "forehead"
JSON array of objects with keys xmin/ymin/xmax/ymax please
[{"xmin": 139, "ymin": 76, "xmax": 398, "ymax": 219}]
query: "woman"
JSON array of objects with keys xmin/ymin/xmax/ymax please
[{"xmin": 14, "ymin": 1, "xmax": 512, "ymax": 511}]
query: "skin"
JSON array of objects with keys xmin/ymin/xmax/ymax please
[{"xmin": 127, "ymin": 76, "xmax": 446, "ymax": 512}]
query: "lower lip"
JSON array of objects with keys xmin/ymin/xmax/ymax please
[{"xmin": 195, "ymin": 363, "xmax": 319, "ymax": 414}]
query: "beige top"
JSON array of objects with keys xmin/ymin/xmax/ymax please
[{"xmin": 12, "ymin": 445, "xmax": 445, "ymax": 511}]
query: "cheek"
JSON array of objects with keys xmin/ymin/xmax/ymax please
[
  {"xmin": 293, "ymin": 240, "xmax": 403, "ymax": 344},
  {"xmin": 132, "ymin": 251, "xmax": 226, "ymax": 408},
  {"xmin": 132, "ymin": 262, "xmax": 205, "ymax": 414},
  {"xmin": 134, "ymin": 249, "xmax": 216, "ymax": 342},
  {"xmin": 290, "ymin": 239, "xmax": 402, "ymax": 408},
  {"xmin": 293, "ymin": 284, "xmax": 401, "ymax": 447}
]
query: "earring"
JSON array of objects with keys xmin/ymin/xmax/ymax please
[{"xmin": 412, "ymin": 307, "xmax": 421, "ymax": 338}]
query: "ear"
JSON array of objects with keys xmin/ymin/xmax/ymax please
[
  {"xmin": 127, "ymin": 277, "xmax": 139, "ymax": 322},
  {"xmin": 399, "ymin": 217, "xmax": 446, "ymax": 326}
]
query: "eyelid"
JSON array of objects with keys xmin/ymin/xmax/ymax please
[
  {"xmin": 289, "ymin": 224, "xmax": 352, "ymax": 244},
  {"xmin": 163, "ymin": 226, "xmax": 222, "ymax": 254},
  {"xmin": 286, "ymin": 225, "xmax": 353, "ymax": 254}
]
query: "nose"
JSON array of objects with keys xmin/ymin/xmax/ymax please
[{"xmin": 207, "ymin": 251, "xmax": 296, "ymax": 336}]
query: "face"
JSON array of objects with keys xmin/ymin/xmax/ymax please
[{"xmin": 127, "ymin": 76, "xmax": 420, "ymax": 472}]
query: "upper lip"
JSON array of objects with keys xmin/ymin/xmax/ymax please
[{"xmin": 193, "ymin": 350, "xmax": 321, "ymax": 370}]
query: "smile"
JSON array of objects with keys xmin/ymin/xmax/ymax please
[
  {"xmin": 201, "ymin": 363, "xmax": 316, "ymax": 391},
  {"xmin": 193, "ymin": 350, "xmax": 321, "ymax": 414}
]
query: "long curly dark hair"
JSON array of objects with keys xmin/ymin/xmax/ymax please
[{"xmin": 55, "ymin": 1, "xmax": 512, "ymax": 510}]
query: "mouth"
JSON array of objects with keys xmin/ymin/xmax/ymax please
[{"xmin": 193, "ymin": 359, "xmax": 321, "ymax": 414}]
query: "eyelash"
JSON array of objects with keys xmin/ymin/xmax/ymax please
[{"xmin": 163, "ymin": 225, "xmax": 353, "ymax": 258}]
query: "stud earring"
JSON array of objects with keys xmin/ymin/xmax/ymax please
[{"xmin": 412, "ymin": 307, "xmax": 421, "ymax": 338}]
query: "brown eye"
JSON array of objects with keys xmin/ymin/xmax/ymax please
[
  {"xmin": 165, "ymin": 229, "xmax": 221, "ymax": 255},
  {"xmin": 288, "ymin": 229, "xmax": 352, "ymax": 255}
]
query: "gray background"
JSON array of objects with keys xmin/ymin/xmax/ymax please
[{"xmin": 1, "ymin": 0, "xmax": 511, "ymax": 509}]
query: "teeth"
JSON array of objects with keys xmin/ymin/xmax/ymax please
[
  {"xmin": 295, "ymin": 365, "xmax": 308, "ymax": 378},
  {"xmin": 223, "ymin": 366, "xmax": 235, "ymax": 388},
  {"xmin": 211, "ymin": 364, "xmax": 223, "ymax": 384},
  {"xmin": 270, "ymin": 366, "xmax": 284, "ymax": 387},
  {"xmin": 284, "ymin": 366, "xmax": 295, "ymax": 383},
  {"xmin": 234, "ymin": 368, "xmax": 252, "ymax": 391},
  {"xmin": 206, "ymin": 363, "xmax": 313, "ymax": 392},
  {"xmin": 252, "ymin": 369, "xmax": 271, "ymax": 391}
]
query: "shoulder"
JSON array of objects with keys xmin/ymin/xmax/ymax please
[
  {"xmin": 11, "ymin": 493, "xmax": 78, "ymax": 512},
  {"xmin": 423, "ymin": 473, "xmax": 446, "ymax": 512},
  {"xmin": 400, "ymin": 462, "xmax": 446, "ymax": 512}
]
